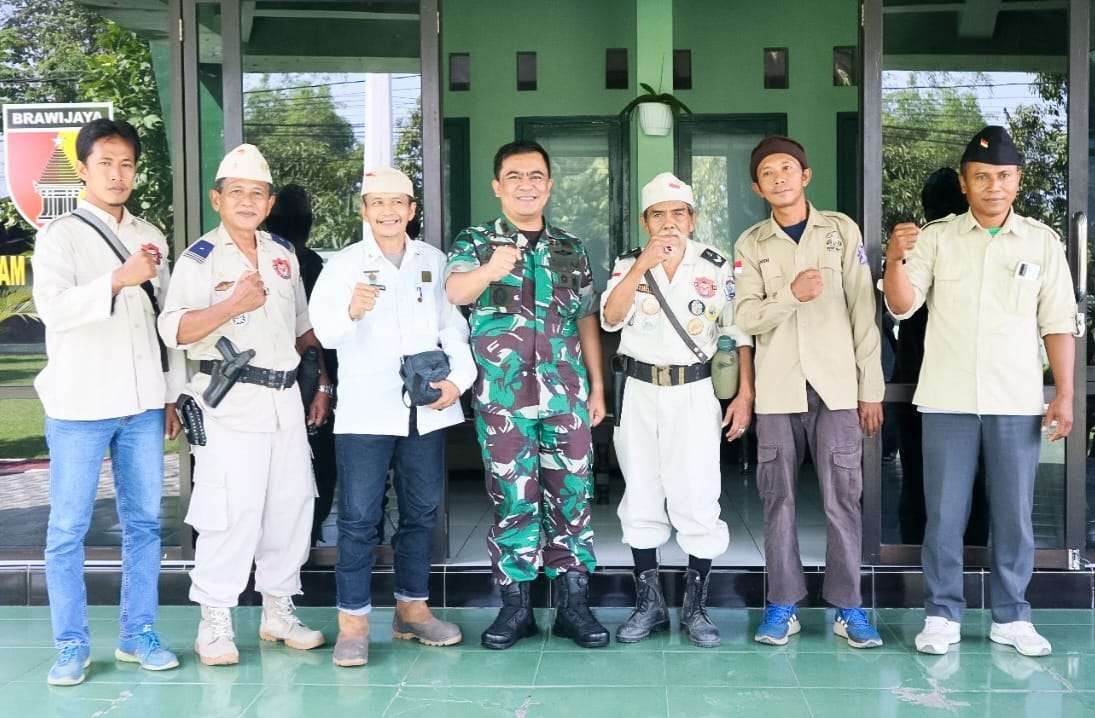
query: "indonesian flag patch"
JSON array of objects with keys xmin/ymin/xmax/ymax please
[
  {"xmin": 272, "ymin": 257, "xmax": 291, "ymax": 280},
  {"xmin": 733, "ymin": 259, "xmax": 744, "ymax": 275}
]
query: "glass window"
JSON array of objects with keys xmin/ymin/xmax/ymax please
[
  {"xmin": 605, "ymin": 48, "xmax": 628, "ymax": 90},
  {"xmin": 517, "ymin": 52, "xmax": 537, "ymax": 92},
  {"xmin": 676, "ymin": 116, "xmax": 786, "ymax": 257},
  {"xmin": 833, "ymin": 46, "xmax": 856, "ymax": 87},
  {"xmin": 673, "ymin": 49, "xmax": 692, "ymax": 91},
  {"xmin": 449, "ymin": 53, "xmax": 470, "ymax": 92},
  {"xmin": 763, "ymin": 47, "xmax": 788, "ymax": 89}
]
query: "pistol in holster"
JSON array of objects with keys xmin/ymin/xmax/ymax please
[
  {"xmin": 201, "ymin": 336, "xmax": 255, "ymax": 408},
  {"xmin": 611, "ymin": 353, "xmax": 628, "ymax": 427}
]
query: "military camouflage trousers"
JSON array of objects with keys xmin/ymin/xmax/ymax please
[{"xmin": 474, "ymin": 409, "xmax": 597, "ymax": 584}]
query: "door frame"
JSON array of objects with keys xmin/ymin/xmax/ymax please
[{"xmin": 860, "ymin": 0, "xmax": 1090, "ymax": 569}]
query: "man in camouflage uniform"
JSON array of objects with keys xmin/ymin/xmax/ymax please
[{"xmin": 445, "ymin": 140, "xmax": 609, "ymax": 649}]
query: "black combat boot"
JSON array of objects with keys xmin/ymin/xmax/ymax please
[
  {"xmin": 552, "ymin": 571, "xmax": 609, "ymax": 648},
  {"xmin": 616, "ymin": 569, "xmax": 670, "ymax": 643},
  {"xmin": 481, "ymin": 580, "xmax": 538, "ymax": 650},
  {"xmin": 680, "ymin": 568, "xmax": 720, "ymax": 647}
]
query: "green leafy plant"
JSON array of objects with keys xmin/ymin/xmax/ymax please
[{"xmin": 619, "ymin": 82, "xmax": 693, "ymax": 118}]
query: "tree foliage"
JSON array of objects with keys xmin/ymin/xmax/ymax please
[{"xmin": 244, "ymin": 77, "xmax": 362, "ymax": 249}]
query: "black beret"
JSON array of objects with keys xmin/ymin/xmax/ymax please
[{"xmin": 960, "ymin": 126, "xmax": 1024, "ymax": 167}]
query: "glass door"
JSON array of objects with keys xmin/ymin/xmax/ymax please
[
  {"xmin": 862, "ymin": 0, "xmax": 1089, "ymax": 568},
  {"xmin": 180, "ymin": 0, "xmax": 444, "ymax": 563}
]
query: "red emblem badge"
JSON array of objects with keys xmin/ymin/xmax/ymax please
[
  {"xmin": 272, "ymin": 257, "xmax": 291, "ymax": 280},
  {"xmin": 693, "ymin": 276, "xmax": 717, "ymax": 298}
]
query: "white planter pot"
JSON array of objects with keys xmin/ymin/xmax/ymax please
[{"xmin": 638, "ymin": 102, "xmax": 673, "ymax": 136}]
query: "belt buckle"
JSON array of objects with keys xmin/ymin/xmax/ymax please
[
  {"xmin": 265, "ymin": 368, "xmax": 276, "ymax": 387},
  {"xmin": 653, "ymin": 365, "xmax": 671, "ymax": 386}
]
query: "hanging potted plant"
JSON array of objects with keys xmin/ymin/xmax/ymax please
[{"xmin": 619, "ymin": 82, "xmax": 693, "ymax": 137}]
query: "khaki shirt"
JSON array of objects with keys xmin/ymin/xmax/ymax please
[
  {"xmin": 885, "ymin": 210, "xmax": 1075, "ymax": 415},
  {"xmin": 601, "ymin": 239, "xmax": 752, "ymax": 364},
  {"xmin": 734, "ymin": 205, "xmax": 884, "ymax": 414},
  {"xmin": 158, "ymin": 225, "xmax": 311, "ymax": 432},
  {"xmin": 31, "ymin": 201, "xmax": 186, "ymax": 420}
]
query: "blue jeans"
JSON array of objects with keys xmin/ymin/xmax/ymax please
[
  {"xmin": 44, "ymin": 409, "xmax": 165, "ymax": 647},
  {"xmin": 335, "ymin": 417, "xmax": 445, "ymax": 612}
]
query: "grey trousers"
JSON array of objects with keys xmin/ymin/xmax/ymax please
[
  {"xmin": 756, "ymin": 386, "xmax": 864, "ymax": 608},
  {"xmin": 922, "ymin": 413, "xmax": 1041, "ymax": 623}
]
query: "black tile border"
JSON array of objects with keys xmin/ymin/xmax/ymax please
[{"xmin": 4, "ymin": 565, "xmax": 1093, "ymax": 609}]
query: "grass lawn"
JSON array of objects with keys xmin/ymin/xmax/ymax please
[{"xmin": 0, "ymin": 356, "xmax": 180, "ymax": 460}]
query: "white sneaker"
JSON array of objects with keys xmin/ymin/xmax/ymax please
[
  {"xmin": 915, "ymin": 616, "xmax": 962, "ymax": 655},
  {"xmin": 989, "ymin": 621, "xmax": 1052, "ymax": 657},
  {"xmin": 195, "ymin": 605, "xmax": 239, "ymax": 666},
  {"xmin": 259, "ymin": 595, "xmax": 325, "ymax": 650}
]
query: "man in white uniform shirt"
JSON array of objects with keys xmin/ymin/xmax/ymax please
[
  {"xmin": 310, "ymin": 166, "xmax": 475, "ymax": 667},
  {"xmin": 33, "ymin": 118, "xmax": 186, "ymax": 685},
  {"xmin": 601, "ymin": 172, "xmax": 755, "ymax": 647},
  {"xmin": 158, "ymin": 143, "xmax": 330, "ymax": 665}
]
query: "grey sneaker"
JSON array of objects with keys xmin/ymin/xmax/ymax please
[{"xmin": 393, "ymin": 609, "xmax": 462, "ymax": 647}]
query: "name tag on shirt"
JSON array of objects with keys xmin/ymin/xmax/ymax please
[{"xmin": 1014, "ymin": 261, "xmax": 1040, "ymax": 281}]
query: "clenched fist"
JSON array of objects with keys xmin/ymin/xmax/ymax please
[
  {"xmin": 111, "ymin": 248, "xmax": 158, "ymax": 292},
  {"xmin": 636, "ymin": 236, "xmax": 676, "ymax": 271},
  {"xmin": 887, "ymin": 222, "xmax": 920, "ymax": 262},
  {"xmin": 484, "ymin": 245, "xmax": 522, "ymax": 281},
  {"xmin": 348, "ymin": 282, "xmax": 381, "ymax": 320},
  {"xmin": 229, "ymin": 271, "xmax": 267, "ymax": 314},
  {"xmin": 790, "ymin": 268, "xmax": 823, "ymax": 302}
]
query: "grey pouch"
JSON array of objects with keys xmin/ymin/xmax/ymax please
[{"xmin": 400, "ymin": 350, "xmax": 451, "ymax": 406}]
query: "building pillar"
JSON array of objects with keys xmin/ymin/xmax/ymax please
[{"xmin": 631, "ymin": 0, "xmax": 675, "ymax": 246}]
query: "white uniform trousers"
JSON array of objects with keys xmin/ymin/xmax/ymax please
[
  {"xmin": 185, "ymin": 412, "xmax": 315, "ymax": 607},
  {"xmin": 614, "ymin": 375, "xmax": 729, "ymax": 559}
]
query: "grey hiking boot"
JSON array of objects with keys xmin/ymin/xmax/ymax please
[
  {"xmin": 392, "ymin": 602, "xmax": 462, "ymax": 647},
  {"xmin": 616, "ymin": 569, "xmax": 670, "ymax": 643},
  {"xmin": 681, "ymin": 569, "xmax": 720, "ymax": 647},
  {"xmin": 332, "ymin": 611, "xmax": 368, "ymax": 667},
  {"xmin": 259, "ymin": 594, "xmax": 325, "ymax": 650}
]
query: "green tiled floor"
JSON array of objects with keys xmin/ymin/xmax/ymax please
[{"xmin": 2, "ymin": 607, "xmax": 1094, "ymax": 717}]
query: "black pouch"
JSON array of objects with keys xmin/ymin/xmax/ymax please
[
  {"xmin": 298, "ymin": 345, "xmax": 321, "ymax": 409},
  {"xmin": 176, "ymin": 393, "xmax": 206, "ymax": 446},
  {"xmin": 400, "ymin": 350, "xmax": 452, "ymax": 406}
]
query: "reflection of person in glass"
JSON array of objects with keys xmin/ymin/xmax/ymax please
[
  {"xmin": 310, "ymin": 166, "xmax": 473, "ymax": 666},
  {"xmin": 601, "ymin": 172, "xmax": 755, "ymax": 648},
  {"xmin": 892, "ymin": 168, "xmax": 988, "ymax": 546},
  {"xmin": 158, "ymin": 144, "xmax": 329, "ymax": 666},
  {"xmin": 735, "ymin": 136, "xmax": 885, "ymax": 650},
  {"xmin": 883, "ymin": 126, "xmax": 1076, "ymax": 658},
  {"xmin": 264, "ymin": 184, "xmax": 338, "ymax": 545},
  {"xmin": 33, "ymin": 118, "xmax": 184, "ymax": 685}
]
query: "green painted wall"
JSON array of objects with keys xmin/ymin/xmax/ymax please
[
  {"xmin": 442, "ymin": 0, "xmax": 858, "ymax": 241},
  {"xmin": 442, "ymin": 0, "xmax": 636, "ymax": 231},
  {"xmin": 672, "ymin": 0, "xmax": 859, "ymax": 212}
]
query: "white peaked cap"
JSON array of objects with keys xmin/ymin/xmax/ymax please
[
  {"xmin": 641, "ymin": 171, "xmax": 695, "ymax": 212},
  {"xmin": 216, "ymin": 143, "xmax": 272, "ymax": 184},
  {"xmin": 362, "ymin": 165, "xmax": 414, "ymax": 197}
]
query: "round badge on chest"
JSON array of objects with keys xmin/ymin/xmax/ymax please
[
  {"xmin": 688, "ymin": 299, "xmax": 705, "ymax": 316},
  {"xmin": 705, "ymin": 305, "xmax": 720, "ymax": 321},
  {"xmin": 641, "ymin": 297, "xmax": 661, "ymax": 315},
  {"xmin": 231, "ymin": 313, "xmax": 249, "ymax": 327},
  {"xmin": 686, "ymin": 317, "xmax": 704, "ymax": 335}
]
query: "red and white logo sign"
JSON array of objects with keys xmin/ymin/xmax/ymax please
[
  {"xmin": 272, "ymin": 257, "xmax": 291, "ymax": 280},
  {"xmin": 3, "ymin": 102, "xmax": 113, "ymax": 228}
]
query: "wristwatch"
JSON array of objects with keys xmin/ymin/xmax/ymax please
[{"xmin": 318, "ymin": 384, "xmax": 335, "ymax": 397}]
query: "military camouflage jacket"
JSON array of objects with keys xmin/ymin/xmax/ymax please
[{"xmin": 445, "ymin": 216, "xmax": 597, "ymax": 418}]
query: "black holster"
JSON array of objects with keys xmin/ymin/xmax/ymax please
[
  {"xmin": 176, "ymin": 393, "xmax": 206, "ymax": 446},
  {"xmin": 611, "ymin": 353, "xmax": 627, "ymax": 427},
  {"xmin": 201, "ymin": 337, "xmax": 255, "ymax": 408}
]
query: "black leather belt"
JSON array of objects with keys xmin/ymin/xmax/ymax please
[
  {"xmin": 623, "ymin": 356, "xmax": 710, "ymax": 387},
  {"xmin": 198, "ymin": 360, "xmax": 298, "ymax": 390}
]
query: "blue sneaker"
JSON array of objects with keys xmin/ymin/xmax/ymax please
[
  {"xmin": 115, "ymin": 627, "xmax": 179, "ymax": 671},
  {"xmin": 754, "ymin": 604, "xmax": 800, "ymax": 645},
  {"xmin": 834, "ymin": 607, "xmax": 883, "ymax": 649},
  {"xmin": 47, "ymin": 642, "xmax": 91, "ymax": 686}
]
